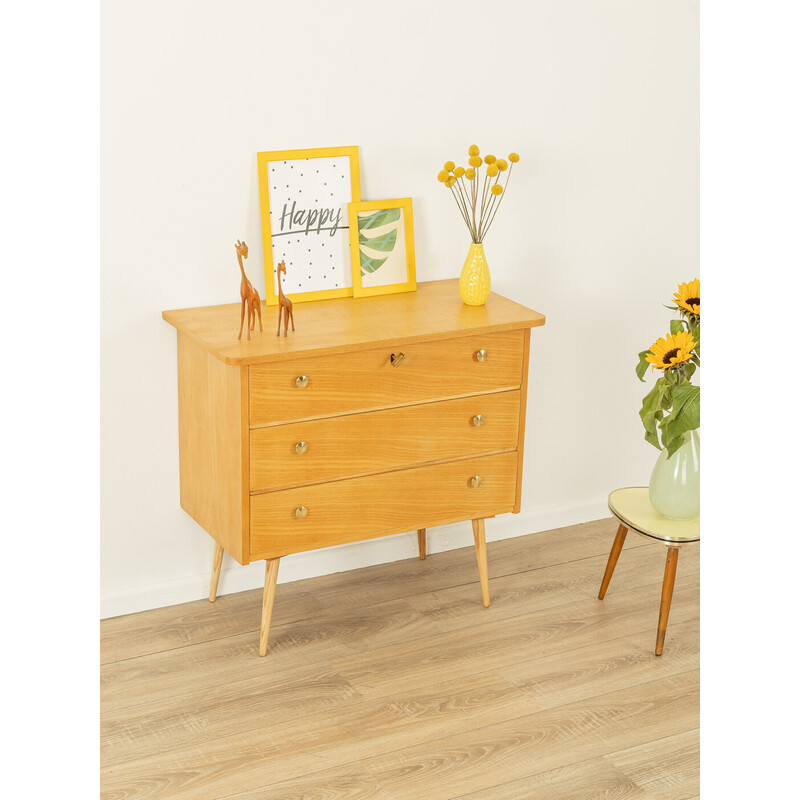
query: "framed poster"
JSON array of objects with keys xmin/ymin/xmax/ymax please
[
  {"xmin": 348, "ymin": 198, "xmax": 416, "ymax": 298},
  {"xmin": 257, "ymin": 146, "xmax": 361, "ymax": 306}
]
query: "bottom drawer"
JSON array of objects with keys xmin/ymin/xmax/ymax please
[{"xmin": 249, "ymin": 451, "xmax": 518, "ymax": 559}]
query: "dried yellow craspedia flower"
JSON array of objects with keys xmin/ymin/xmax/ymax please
[
  {"xmin": 444, "ymin": 160, "xmax": 455, "ymax": 172},
  {"xmin": 437, "ymin": 170, "xmax": 448, "ymax": 182},
  {"xmin": 445, "ymin": 175, "xmax": 457, "ymax": 188},
  {"xmin": 468, "ymin": 155, "xmax": 482, "ymax": 168},
  {"xmin": 496, "ymin": 159, "xmax": 508, "ymax": 171},
  {"xmin": 486, "ymin": 164, "xmax": 499, "ymax": 177},
  {"xmin": 508, "ymin": 152, "xmax": 520, "ymax": 162},
  {"xmin": 484, "ymin": 154, "xmax": 497, "ymax": 165},
  {"xmin": 465, "ymin": 167, "xmax": 476, "ymax": 180},
  {"xmin": 491, "ymin": 184, "xmax": 503, "ymax": 195},
  {"xmin": 453, "ymin": 166, "xmax": 465, "ymax": 177},
  {"xmin": 468, "ymin": 144, "xmax": 480, "ymax": 156}
]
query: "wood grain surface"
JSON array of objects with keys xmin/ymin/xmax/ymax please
[
  {"xmin": 248, "ymin": 329, "xmax": 525, "ymax": 426},
  {"xmin": 249, "ymin": 391, "xmax": 521, "ymax": 492},
  {"xmin": 162, "ymin": 278, "xmax": 545, "ymax": 367},
  {"xmin": 249, "ymin": 452, "xmax": 518, "ymax": 559},
  {"xmin": 101, "ymin": 518, "xmax": 699, "ymax": 799}
]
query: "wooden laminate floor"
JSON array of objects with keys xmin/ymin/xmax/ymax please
[{"xmin": 101, "ymin": 518, "xmax": 700, "ymax": 800}]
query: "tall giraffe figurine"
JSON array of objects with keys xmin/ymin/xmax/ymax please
[
  {"xmin": 236, "ymin": 240, "xmax": 263, "ymax": 341},
  {"xmin": 276, "ymin": 260, "xmax": 295, "ymax": 337}
]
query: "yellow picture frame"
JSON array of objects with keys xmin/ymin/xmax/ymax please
[
  {"xmin": 257, "ymin": 146, "xmax": 361, "ymax": 306},
  {"xmin": 348, "ymin": 198, "xmax": 417, "ymax": 299}
]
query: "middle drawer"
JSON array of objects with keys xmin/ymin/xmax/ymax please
[{"xmin": 249, "ymin": 390, "xmax": 521, "ymax": 493}]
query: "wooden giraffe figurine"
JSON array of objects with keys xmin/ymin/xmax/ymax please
[
  {"xmin": 276, "ymin": 260, "xmax": 295, "ymax": 337},
  {"xmin": 236, "ymin": 240, "xmax": 262, "ymax": 341}
]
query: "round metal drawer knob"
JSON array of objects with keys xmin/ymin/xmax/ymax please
[
  {"xmin": 295, "ymin": 441, "xmax": 308, "ymax": 455},
  {"xmin": 475, "ymin": 349, "xmax": 489, "ymax": 362},
  {"xmin": 295, "ymin": 506, "xmax": 309, "ymax": 519},
  {"xmin": 469, "ymin": 476, "xmax": 483, "ymax": 488},
  {"xmin": 472, "ymin": 414, "xmax": 485, "ymax": 427},
  {"xmin": 295, "ymin": 375, "xmax": 309, "ymax": 388}
]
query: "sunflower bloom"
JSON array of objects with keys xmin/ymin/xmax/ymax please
[
  {"xmin": 674, "ymin": 279, "xmax": 700, "ymax": 317},
  {"xmin": 645, "ymin": 331, "xmax": 697, "ymax": 371}
]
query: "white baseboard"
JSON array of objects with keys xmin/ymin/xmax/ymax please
[{"xmin": 100, "ymin": 497, "xmax": 609, "ymax": 619}]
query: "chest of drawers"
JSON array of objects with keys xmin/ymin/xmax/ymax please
[{"xmin": 163, "ymin": 279, "xmax": 545, "ymax": 655}]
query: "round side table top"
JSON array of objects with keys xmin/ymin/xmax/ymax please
[{"xmin": 608, "ymin": 487, "xmax": 700, "ymax": 545}]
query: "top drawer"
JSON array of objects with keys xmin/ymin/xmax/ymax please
[{"xmin": 249, "ymin": 329, "xmax": 525, "ymax": 426}]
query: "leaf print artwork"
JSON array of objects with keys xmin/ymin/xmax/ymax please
[{"xmin": 357, "ymin": 208, "xmax": 402, "ymax": 276}]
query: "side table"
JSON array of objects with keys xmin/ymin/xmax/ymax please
[{"xmin": 599, "ymin": 487, "xmax": 699, "ymax": 655}]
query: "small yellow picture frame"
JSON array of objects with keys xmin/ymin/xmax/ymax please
[
  {"xmin": 348, "ymin": 198, "xmax": 416, "ymax": 299},
  {"xmin": 257, "ymin": 146, "xmax": 361, "ymax": 306}
]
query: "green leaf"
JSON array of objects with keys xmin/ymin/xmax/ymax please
[
  {"xmin": 358, "ymin": 228, "xmax": 397, "ymax": 253},
  {"xmin": 635, "ymin": 350, "xmax": 652, "ymax": 381},
  {"xmin": 360, "ymin": 251, "xmax": 388, "ymax": 274},
  {"xmin": 684, "ymin": 361, "xmax": 697, "ymax": 380},
  {"xmin": 660, "ymin": 383, "xmax": 700, "ymax": 458},
  {"xmin": 670, "ymin": 319, "xmax": 686, "ymax": 334},
  {"xmin": 357, "ymin": 208, "xmax": 402, "ymax": 230},
  {"xmin": 639, "ymin": 377, "xmax": 672, "ymax": 450}
]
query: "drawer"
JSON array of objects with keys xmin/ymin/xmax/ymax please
[
  {"xmin": 249, "ymin": 391, "xmax": 521, "ymax": 492},
  {"xmin": 249, "ymin": 451, "xmax": 517, "ymax": 559},
  {"xmin": 248, "ymin": 330, "xmax": 525, "ymax": 426}
]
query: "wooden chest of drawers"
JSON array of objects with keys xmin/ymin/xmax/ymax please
[{"xmin": 163, "ymin": 279, "xmax": 545, "ymax": 655}]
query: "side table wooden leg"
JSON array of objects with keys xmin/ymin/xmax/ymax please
[
  {"xmin": 259, "ymin": 558, "xmax": 281, "ymax": 657},
  {"xmin": 598, "ymin": 524, "xmax": 628, "ymax": 600},
  {"xmin": 417, "ymin": 529, "xmax": 427, "ymax": 560},
  {"xmin": 655, "ymin": 547, "xmax": 679, "ymax": 656},
  {"xmin": 472, "ymin": 518, "xmax": 490, "ymax": 607},
  {"xmin": 209, "ymin": 541, "xmax": 224, "ymax": 602}
]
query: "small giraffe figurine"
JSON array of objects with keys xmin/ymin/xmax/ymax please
[
  {"xmin": 276, "ymin": 260, "xmax": 295, "ymax": 337},
  {"xmin": 236, "ymin": 240, "xmax": 262, "ymax": 341}
]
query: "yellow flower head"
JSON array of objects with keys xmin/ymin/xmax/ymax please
[
  {"xmin": 484, "ymin": 154, "xmax": 497, "ymax": 165},
  {"xmin": 486, "ymin": 164, "xmax": 499, "ymax": 177},
  {"xmin": 469, "ymin": 155, "xmax": 483, "ymax": 168},
  {"xmin": 496, "ymin": 159, "xmax": 508, "ymax": 171},
  {"xmin": 445, "ymin": 175, "xmax": 457, "ymax": 188},
  {"xmin": 465, "ymin": 167, "xmax": 476, "ymax": 180},
  {"xmin": 508, "ymin": 152, "xmax": 520, "ymax": 162},
  {"xmin": 437, "ymin": 170, "xmax": 448, "ymax": 183},
  {"xmin": 453, "ymin": 166, "xmax": 465, "ymax": 177},
  {"xmin": 673, "ymin": 278, "xmax": 700, "ymax": 317},
  {"xmin": 645, "ymin": 330, "xmax": 697, "ymax": 371},
  {"xmin": 491, "ymin": 184, "xmax": 503, "ymax": 196},
  {"xmin": 443, "ymin": 160, "xmax": 455, "ymax": 172},
  {"xmin": 468, "ymin": 144, "xmax": 480, "ymax": 156}
]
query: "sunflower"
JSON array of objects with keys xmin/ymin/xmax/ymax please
[
  {"xmin": 674, "ymin": 278, "xmax": 700, "ymax": 317},
  {"xmin": 645, "ymin": 330, "xmax": 697, "ymax": 370}
]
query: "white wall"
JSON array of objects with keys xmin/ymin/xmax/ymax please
[{"xmin": 101, "ymin": 0, "xmax": 698, "ymax": 617}]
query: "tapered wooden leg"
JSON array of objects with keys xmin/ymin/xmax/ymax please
[
  {"xmin": 598, "ymin": 523, "xmax": 628, "ymax": 599},
  {"xmin": 655, "ymin": 547, "xmax": 679, "ymax": 656},
  {"xmin": 209, "ymin": 542, "xmax": 224, "ymax": 602},
  {"xmin": 259, "ymin": 558, "xmax": 281, "ymax": 657},
  {"xmin": 417, "ymin": 529, "xmax": 426, "ymax": 560},
  {"xmin": 472, "ymin": 518, "xmax": 490, "ymax": 607}
]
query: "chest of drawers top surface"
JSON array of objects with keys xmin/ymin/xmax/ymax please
[{"xmin": 162, "ymin": 279, "xmax": 545, "ymax": 366}]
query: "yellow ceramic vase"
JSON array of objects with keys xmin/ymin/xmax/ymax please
[{"xmin": 459, "ymin": 242, "xmax": 491, "ymax": 306}]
